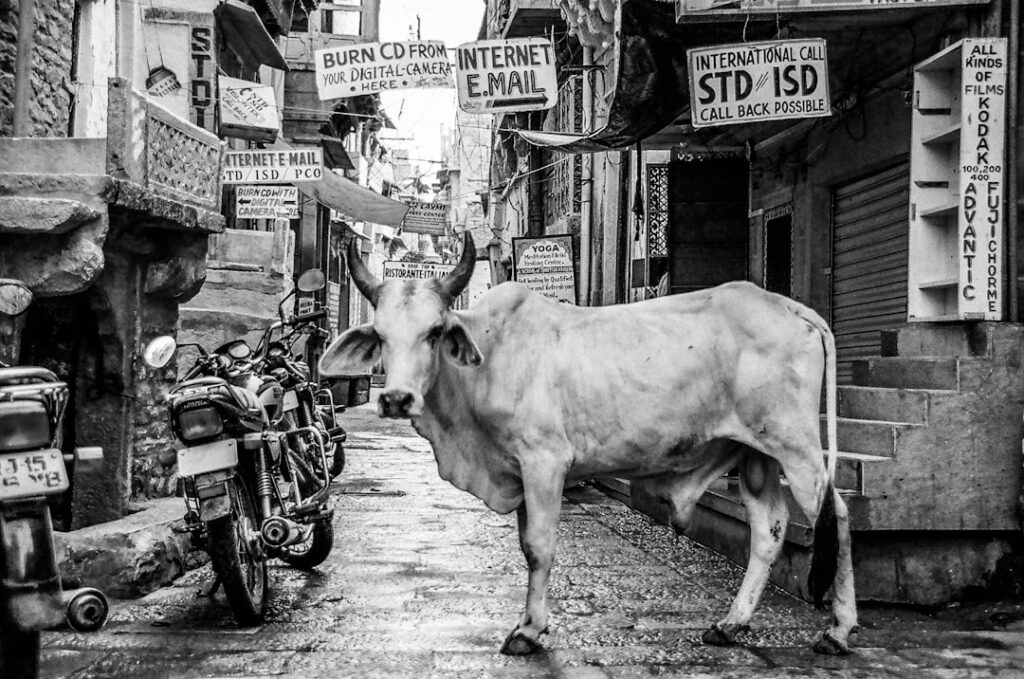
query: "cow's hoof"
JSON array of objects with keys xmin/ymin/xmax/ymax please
[
  {"xmin": 812, "ymin": 631, "xmax": 851, "ymax": 656},
  {"xmin": 500, "ymin": 630, "xmax": 543, "ymax": 656},
  {"xmin": 701, "ymin": 623, "xmax": 748, "ymax": 646}
]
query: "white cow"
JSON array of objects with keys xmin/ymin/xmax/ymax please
[{"xmin": 320, "ymin": 233, "xmax": 857, "ymax": 656}]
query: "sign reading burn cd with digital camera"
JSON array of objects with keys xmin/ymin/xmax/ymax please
[
  {"xmin": 687, "ymin": 39, "xmax": 831, "ymax": 129},
  {"xmin": 456, "ymin": 38, "xmax": 557, "ymax": 114},
  {"xmin": 314, "ymin": 40, "xmax": 453, "ymax": 99}
]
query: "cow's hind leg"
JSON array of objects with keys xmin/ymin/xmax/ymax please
[
  {"xmin": 704, "ymin": 450, "xmax": 789, "ymax": 647},
  {"xmin": 500, "ymin": 462, "xmax": 566, "ymax": 656},
  {"xmin": 785, "ymin": 456, "xmax": 857, "ymax": 655}
]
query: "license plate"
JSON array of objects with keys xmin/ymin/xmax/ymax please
[
  {"xmin": 0, "ymin": 450, "xmax": 69, "ymax": 500},
  {"xmin": 282, "ymin": 390, "xmax": 299, "ymax": 412},
  {"xmin": 178, "ymin": 439, "xmax": 238, "ymax": 477}
]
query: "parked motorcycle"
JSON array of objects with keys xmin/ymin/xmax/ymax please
[
  {"xmin": 0, "ymin": 279, "xmax": 109, "ymax": 679},
  {"xmin": 257, "ymin": 269, "xmax": 347, "ymax": 482},
  {"xmin": 141, "ymin": 270, "xmax": 335, "ymax": 626}
]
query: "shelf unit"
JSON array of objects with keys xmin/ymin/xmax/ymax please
[{"xmin": 907, "ymin": 38, "xmax": 1007, "ymax": 322}]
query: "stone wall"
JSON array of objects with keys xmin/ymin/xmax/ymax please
[{"xmin": 0, "ymin": 0, "xmax": 75, "ymax": 136}]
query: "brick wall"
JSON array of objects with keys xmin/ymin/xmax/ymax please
[{"xmin": 0, "ymin": 0, "xmax": 74, "ymax": 136}]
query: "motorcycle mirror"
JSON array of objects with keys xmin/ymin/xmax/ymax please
[
  {"xmin": 0, "ymin": 279, "xmax": 33, "ymax": 316},
  {"xmin": 143, "ymin": 335, "xmax": 177, "ymax": 369},
  {"xmin": 297, "ymin": 268, "xmax": 326, "ymax": 293}
]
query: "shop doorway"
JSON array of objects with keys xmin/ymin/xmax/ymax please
[
  {"xmin": 763, "ymin": 206, "xmax": 793, "ymax": 297},
  {"xmin": 667, "ymin": 158, "xmax": 748, "ymax": 294}
]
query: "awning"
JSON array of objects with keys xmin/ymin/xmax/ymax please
[
  {"xmin": 517, "ymin": 0, "xmax": 692, "ymax": 154},
  {"xmin": 269, "ymin": 140, "xmax": 409, "ymax": 227},
  {"xmin": 216, "ymin": 0, "xmax": 288, "ymax": 71}
]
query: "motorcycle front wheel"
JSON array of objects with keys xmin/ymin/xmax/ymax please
[
  {"xmin": 207, "ymin": 477, "xmax": 267, "ymax": 626},
  {"xmin": 278, "ymin": 519, "xmax": 334, "ymax": 570},
  {"xmin": 0, "ymin": 624, "xmax": 40, "ymax": 678}
]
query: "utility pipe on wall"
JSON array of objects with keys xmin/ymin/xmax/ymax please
[
  {"xmin": 580, "ymin": 47, "xmax": 594, "ymax": 305},
  {"xmin": 1008, "ymin": 0, "xmax": 1020, "ymax": 322},
  {"xmin": 12, "ymin": 0, "xmax": 36, "ymax": 136}
]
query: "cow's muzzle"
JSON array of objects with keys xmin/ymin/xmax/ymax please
[{"xmin": 378, "ymin": 389, "xmax": 418, "ymax": 418}]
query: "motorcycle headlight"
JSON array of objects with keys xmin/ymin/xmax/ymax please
[
  {"xmin": 177, "ymin": 406, "xmax": 224, "ymax": 443},
  {"xmin": 0, "ymin": 401, "xmax": 51, "ymax": 452}
]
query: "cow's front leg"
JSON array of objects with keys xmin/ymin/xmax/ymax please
[
  {"xmin": 704, "ymin": 453, "xmax": 788, "ymax": 646},
  {"xmin": 500, "ymin": 467, "xmax": 565, "ymax": 656}
]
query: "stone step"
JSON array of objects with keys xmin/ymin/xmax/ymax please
[
  {"xmin": 850, "ymin": 356, "xmax": 959, "ymax": 390},
  {"xmin": 879, "ymin": 322, "xmax": 1022, "ymax": 359},
  {"xmin": 833, "ymin": 451, "xmax": 892, "ymax": 495},
  {"xmin": 836, "ymin": 385, "xmax": 938, "ymax": 425},
  {"xmin": 819, "ymin": 416, "xmax": 916, "ymax": 458}
]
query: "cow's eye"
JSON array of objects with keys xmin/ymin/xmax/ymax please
[{"xmin": 426, "ymin": 325, "xmax": 444, "ymax": 348}]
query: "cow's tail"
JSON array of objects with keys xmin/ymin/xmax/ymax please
[{"xmin": 793, "ymin": 304, "xmax": 840, "ymax": 609}]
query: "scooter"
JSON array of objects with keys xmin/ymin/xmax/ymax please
[{"xmin": 0, "ymin": 279, "xmax": 109, "ymax": 678}]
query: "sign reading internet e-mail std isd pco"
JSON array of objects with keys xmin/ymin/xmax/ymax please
[
  {"xmin": 314, "ymin": 41, "xmax": 453, "ymax": 100},
  {"xmin": 687, "ymin": 39, "xmax": 831, "ymax": 129},
  {"xmin": 222, "ymin": 149, "xmax": 323, "ymax": 184},
  {"xmin": 235, "ymin": 186, "xmax": 299, "ymax": 219},
  {"xmin": 456, "ymin": 38, "xmax": 557, "ymax": 114}
]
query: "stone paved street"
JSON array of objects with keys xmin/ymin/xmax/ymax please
[{"xmin": 41, "ymin": 407, "xmax": 1024, "ymax": 678}]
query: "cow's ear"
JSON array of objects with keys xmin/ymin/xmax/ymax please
[
  {"xmin": 442, "ymin": 318, "xmax": 484, "ymax": 367},
  {"xmin": 318, "ymin": 324, "xmax": 381, "ymax": 377}
]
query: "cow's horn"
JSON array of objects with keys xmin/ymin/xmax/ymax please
[
  {"xmin": 439, "ymin": 232, "xmax": 476, "ymax": 303},
  {"xmin": 347, "ymin": 238, "xmax": 382, "ymax": 307}
]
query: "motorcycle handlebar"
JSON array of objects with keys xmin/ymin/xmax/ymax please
[{"xmin": 292, "ymin": 309, "xmax": 327, "ymax": 324}]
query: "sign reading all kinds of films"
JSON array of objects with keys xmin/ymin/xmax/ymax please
[
  {"xmin": 314, "ymin": 41, "xmax": 453, "ymax": 99},
  {"xmin": 688, "ymin": 39, "xmax": 830, "ymax": 128},
  {"xmin": 456, "ymin": 37, "xmax": 557, "ymax": 113},
  {"xmin": 677, "ymin": 0, "xmax": 989, "ymax": 20},
  {"xmin": 383, "ymin": 261, "xmax": 469, "ymax": 309},
  {"xmin": 958, "ymin": 38, "xmax": 1007, "ymax": 320},
  {"xmin": 222, "ymin": 149, "xmax": 323, "ymax": 184},
  {"xmin": 219, "ymin": 76, "xmax": 278, "ymax": 143},
  {"xmin": 512, "ymin": 235, "xmax": 576, "ymax": 304},
  {"xmin": 401, "ymin": 201, "xmax": 449, "ymax": 236},
  {"xmin": 235, "ymin": 186, "xmax": 299, "ymax": 220}
]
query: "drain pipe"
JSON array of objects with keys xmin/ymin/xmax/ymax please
[
  {"xmin": 1008, "ymin": 0, "xmax": 1020, "ymax": 322},
  {"xmin": 12, "ymin": 0, "xmax": 36, "ymax": 136},
  {"xmin": 580, "ymin": 47, "xmax": 594, "ymax": 305}
]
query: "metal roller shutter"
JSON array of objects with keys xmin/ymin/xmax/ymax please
[{"xmin": 831, "ymin": 162, "xmax": 909, "ymax": 383}]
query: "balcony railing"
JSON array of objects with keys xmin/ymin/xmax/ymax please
[{"xmin": 106, "ymin": 78, "xmax": 224, "ymax": 212}]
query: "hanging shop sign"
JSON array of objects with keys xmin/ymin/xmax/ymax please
[
  {"xmin": 401, "ymin": 201, "xmax": 449, "ymax": 236},
  {"xmin": 958, "ymin": 38, "xmax": 1007, "ymax": 321},
  {"xmin": 189, "ymin": 24, "xmax": 216, "ymax": 132},
  {"xmin": 455, "ymin": 37, "xmax": 557, "ymax": 113},
  {"xmin": 219, "ymin": 76, "xmax": 279, "ymax": 143},
  {"xmin": 314, "ymin": 40, "xmax": 453, "ymax": 99},
  {"xmin": 687, "ymin": 39, "xmax": 830, "ymax": 129},
  {"xmin": 383, "ymin": 261, "xmax": 469, "ymax": 309},
  {"xmin": 222, "ymin": 149, "xmax": 323, "ymax": 184},
  {"xmin": 235, "ymin": 185, "xmax": 299, "ymax": 219},
  {"xmin": 512, "ymin": 235, "xmax": 576, "ymax": 304},
  {"xmin": 677, "ymin": 0, "xmax": 990, "ymax": 20}
]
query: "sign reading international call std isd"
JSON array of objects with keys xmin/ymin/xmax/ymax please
[{"xmin": 687, "ymin": 39, "xmax": 831, "ymax": 129}]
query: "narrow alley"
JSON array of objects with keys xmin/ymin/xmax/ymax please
[{"xmin": 39, "ymin": 407, "xmax": 1024, "ymax": 679}]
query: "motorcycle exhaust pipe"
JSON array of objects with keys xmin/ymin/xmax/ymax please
[
  {"xmin": 63, "ymin": 587, "xmax": 109, "ymax": 632},
  {"xmin": 261, "ymin": 516, "xmax": 303, "ymax": 548}
]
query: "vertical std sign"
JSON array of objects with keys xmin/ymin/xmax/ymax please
[{"xmin": 958, "ymin": 38, "xmax": 1007, "ymax": 320}]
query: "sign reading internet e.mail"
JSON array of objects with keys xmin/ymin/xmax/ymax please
[
  {"xmin": 235, "ymin": 185, "xmax": 299, "ymax": 219},
  {"xmin": 687, "ymin": 39, "xmax": 831, "ymax": 129},
  {"xmin": 315, "ymin": 41, "xmax": 453, "ymax": 100},
  {"xmin": 222, "ymin": 149, "xmax": 323, "ymax": 184},
  {"xmin": 456, "ymin": 37, "xmax": 557, "ymax": 114}
]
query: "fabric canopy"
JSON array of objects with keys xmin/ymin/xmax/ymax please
[
  {"xmin": 216, "ymin": 0, "xmax": 288, "ymax": 71},
  {"xmin": 517, "ymin": 0, "xmax": 691, "ymax": 154},
  {"xmin": 269, "ymin": 140, "xmax": 409, "ymax": 227}
]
